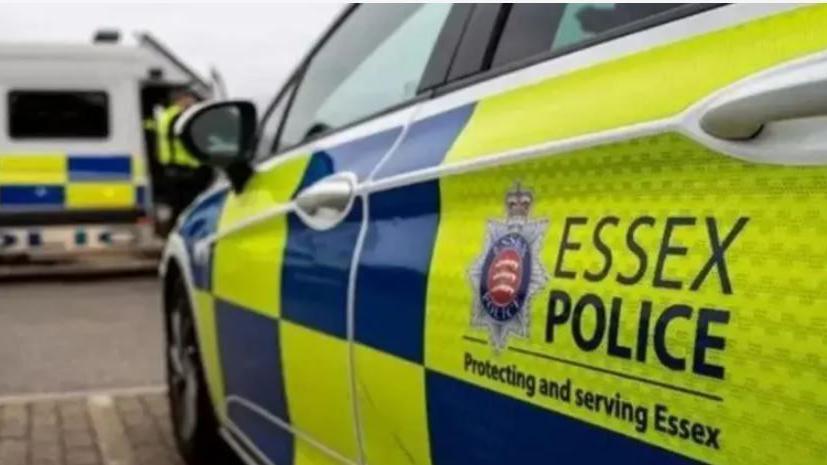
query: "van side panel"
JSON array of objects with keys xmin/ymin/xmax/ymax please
[
  {"xmin": 0, "ymin": 48, "xmax": 155, "ymax": 255},
  {"xmin": 0, "ymin": 53, "xmax": 148, "ymax": 214}
]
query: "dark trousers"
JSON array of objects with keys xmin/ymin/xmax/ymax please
[{"xmin": 165, "ymin": 165, "xmax": 214, "ymax": 222}]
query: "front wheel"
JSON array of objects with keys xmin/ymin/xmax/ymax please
[{"xmin": 165, "ymin": 275, "xmax": 238, "ymax": 465}]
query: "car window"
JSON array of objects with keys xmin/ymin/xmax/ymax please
[
  {"xmin": 279, "ymin": 4, "xmax": 452, "ymax": 149},
  {"xmin": 492, "ymin": 4, "xmax": 685, "ymax": 69},
  {"xmin": 253, "ymin": 81, "xmax": 295, "ymax": 161},
  {"xmin": 8, "ymin": 90, "xmax": 109, "ymax": 139}
]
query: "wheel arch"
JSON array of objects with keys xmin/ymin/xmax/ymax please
[
  {"xmin": 160, "ymin": 233, "xmax": 197, "ymax": 317},
  {"xmin": 161, "ymin": 233, "xmax": 229, "ymax": 426},
  {"xmin": 162, "ymin": 257, "xmax": 184, "ymax": 317},
  {"xmin": 162, "ymin": 247, "xmax": 238, "ymax": 463}
]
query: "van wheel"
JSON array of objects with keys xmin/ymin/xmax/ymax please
[{"xmin": 166, "ymin": 276, "xmax": 238, "ymax": 465}]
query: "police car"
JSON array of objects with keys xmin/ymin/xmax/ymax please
[{"xmin": 160, "ymin": 4, "xmax": 827, "ymax": 465}]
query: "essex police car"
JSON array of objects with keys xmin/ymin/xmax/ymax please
[{"xmin": 160, "ymin": 4, "xmax": 827, "ymax": 465}]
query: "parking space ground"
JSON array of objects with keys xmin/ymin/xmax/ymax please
[
  {"xmin": 0, "ymin": 273, "xmax": 182, "ymax": 465},
  {"xmin": 0, "ymin": 274, "xmax": 164, "ymax": 395}
]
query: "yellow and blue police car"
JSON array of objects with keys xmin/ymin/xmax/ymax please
[{"xmin": 160, "ymin": 4, "xmax": 827, "ymax": 465}]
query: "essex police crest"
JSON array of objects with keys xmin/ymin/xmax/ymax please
[{"xmin": 469, "ymin": 183, "xmax": 548, "ymax": 352}]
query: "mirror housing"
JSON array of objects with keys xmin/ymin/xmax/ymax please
[{"xmin": 175, "ymin": 100, "xmax": 257, "ymax": 192}]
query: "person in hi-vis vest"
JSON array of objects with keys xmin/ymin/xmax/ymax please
[{"xmin": 155, "ymin": 88, "xmax": 213, "ymax": 227}]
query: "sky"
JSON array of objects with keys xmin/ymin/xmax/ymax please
[{"xmin": 0, "ymin": 2, "xmax": 345, "ymax": 106}]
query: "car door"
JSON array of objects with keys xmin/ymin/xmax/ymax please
[
  {"xmin": 353, "ymin": 4, "xmax": 827, "ymax": 465},
  {"xmin": 196, "ymin": 5, "xmax": 461, "ymax": 465}
]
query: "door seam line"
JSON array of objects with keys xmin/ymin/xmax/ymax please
[{"xmin": 345, "ymin": 103, "xmax": 423, "ymax": 465}]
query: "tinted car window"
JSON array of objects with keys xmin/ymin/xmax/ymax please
[
  {"xmin": 8, "ymin": 90, "xmax": 109, "ymax": 139},
  {"xmin": 492, "ymin": 4, "xmax": 684, "ymax": 68},
  {"xmin": 279, "ymin": 4, "xmax": 452, "ymax": 148},
  {"xmin": 254, "ymin": 81, "xmax": 296, "ymax": 160}
]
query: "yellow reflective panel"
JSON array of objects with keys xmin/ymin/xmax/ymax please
[
  {"xmin": 447, "ymin": 5, "xmax": 827, "ymax": 162},
  {"xmin": 280, "ymin": 321, "xmax": 359, "ymax": 463},
  {"xmin": 354, "ymin": 344, "xmax": 431, "ymax": 465},
  {"xmin": 212, "ymin": 217, "xmax": 287, "ymax": 318},
  {"xmin": 217, "ymin": 155, "xmax": 311, "ymax": 228},
  {"xmin": 426, "ymin": 133, "xmax": 827, "ymax": 464},
  {"xmin": 66, "ymin": 183, "xmax": 134, "ymax": 208},
  {"xmin": 293, "ymin": 438, "xmax": 345, "ymax": 465},
  {"xmin": 212, "ymin": 154, "xmax": 311, "ymax": 318},
  {"xmin": 0, "ymin": 154, "xmax": 67, "ymax": 184},
  {"xmin": 193, "ymin": 290, "xmax": 226, "ymax": 420}
]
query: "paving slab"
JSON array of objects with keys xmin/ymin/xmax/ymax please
[{"xmin": 0, "ymin": 390, "xmax": 183, "ymax": 465}]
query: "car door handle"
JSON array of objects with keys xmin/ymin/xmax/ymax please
[
  {"xmin": 294, "ymin": 172, "xmax": 357, "ymax": 230},
  {"xmin": 700, "ymin": 58, "xmax": 827, "ymax": 140}
]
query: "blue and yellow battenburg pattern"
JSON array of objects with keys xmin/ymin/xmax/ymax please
[
  {"xmin": 176, "ymin": 5, "xmax": 827, "ymax": 465},
  {"xmin": 0, "ymin": 153, "xmax": 148, "ymax": 210}
]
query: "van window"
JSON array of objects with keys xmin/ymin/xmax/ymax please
[
  {"xmin": 8, "ymin": 90, "xmax": 109, "ymax": 139},
  {"xmin": 492, "ymin": 4, "xmax": 685, "ymax": 68},
  {"xmin": 279, "ymin": 4, "xmax": 452, "ymax": 148}
]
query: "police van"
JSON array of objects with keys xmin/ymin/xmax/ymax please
[
  {"xmin": 160, "ymin": 4, "xmax": 827, "ymax": 465},
  {"xmin": 0, "ymin": 33, "xmax": 211, "ymax": 264}
]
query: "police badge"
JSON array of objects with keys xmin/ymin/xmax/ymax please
[{"xmin": 469, "ymin": 183, "xmax": 549, "ymax": 352}]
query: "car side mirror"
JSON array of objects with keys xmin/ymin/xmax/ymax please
[{"xmin": 175, "ymin": 100, "xmax": 257, "ymax": 192}]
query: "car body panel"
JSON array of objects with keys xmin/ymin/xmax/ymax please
[
  {"xmin": 443, "ymin": 4, "xmax": 827, "ymax": 164},
  {"xmin": 183, "ymin": 111, "xmax": 413, "ymax": 464},
  {"xmin": 163, "ymin": 4, "xmax": 827, "ymax": 465},
  {"xmin": 423, "ymin": 131, "xmax": 827, "ymax": 465}
]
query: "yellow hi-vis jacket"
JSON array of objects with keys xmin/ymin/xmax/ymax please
[{"xmin": 156, "ymin": 104, "xmax": 201, "ymax": 168}]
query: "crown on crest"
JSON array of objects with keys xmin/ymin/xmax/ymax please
[{"xmin": 505, "ymin": 182, "xmax": 533, "ymax": 220}]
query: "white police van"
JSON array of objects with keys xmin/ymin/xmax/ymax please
[{"xmin": 0, "ymin": 32, "xmax": 212, "ymax": 266}]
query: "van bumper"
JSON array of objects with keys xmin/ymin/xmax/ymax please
[{"xmin": 0, "ymin": 221, "xmax": 163, "ymax": 263}]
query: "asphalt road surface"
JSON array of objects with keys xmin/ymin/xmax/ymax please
[{"xmin": 0, "ymin": 274, "xmax": 165, "ymax": 396}]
